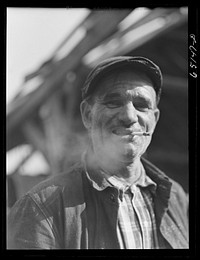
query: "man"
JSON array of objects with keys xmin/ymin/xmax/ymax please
[{"xmin": 7, "ymin": 56, "xmax": 189, "ymax": 249}]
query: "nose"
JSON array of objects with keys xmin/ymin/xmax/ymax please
[{"xmin": 118, "ymin": 102, "xmax": 138, "ymax": 126}]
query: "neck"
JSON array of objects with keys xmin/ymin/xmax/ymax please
[{"xmin": 86, "ymin": 146, "xmax": 143, "ymax": 185}]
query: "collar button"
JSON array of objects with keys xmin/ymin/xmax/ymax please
[{"xmin": 110, "ymin": 194, "xmax": 115, "ymax": 202}]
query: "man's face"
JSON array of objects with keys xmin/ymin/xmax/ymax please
[{"xmin": 81, "ymin": 70, "xmax": 160, "ymax": 166}]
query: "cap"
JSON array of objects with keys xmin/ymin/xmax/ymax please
[{"xmin": 82, "ymin": 56, "xmax": 163, "ymax": 103}]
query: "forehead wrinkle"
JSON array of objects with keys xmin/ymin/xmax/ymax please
[
  {"xmin": 102, "ymin": 84, "xmax": 154, "ymax": 100},
  {"xmin": 97, "ymin": 72, "xmax": 153, "ymax": 94},
  {"xmin": 94, "ymin": 70, "xmax": 156, "ymax": 106}
]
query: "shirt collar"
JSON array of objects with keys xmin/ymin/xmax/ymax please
[
  {"xmin": 133, "ymin": 165, "xmax": 157, "ymax": 195},
  {"xmin": 81, "ymin": 151, "xmax": 112, "ymax": 191},
  {"xmin": 82, "ymin": 151, "xmax": 157, "ymax": 194}
]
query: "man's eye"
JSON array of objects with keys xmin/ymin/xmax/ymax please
[
  {"xmin": 135, "ymin": 104, "xmax": 150, "ymax": 111},
  {"xmin": 103, "ymin": 100, "xmax": 123, "ymax": 108}
]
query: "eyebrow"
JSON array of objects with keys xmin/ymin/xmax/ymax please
[
  {"xmin": 135, "ymin": 95, "xmax": 152, "ymax": 103},
  {"xmin": 103, "ymin": 91, "xmax": 153, "ymax": 103},
  {"xmin": 97, "ymin": 89, "xmax": 156, "ymax": 107},
  {"xmin": 134, "ymin": 92, "xmax": 154, "ymax": 106},
  {"xmin": 103, "ymin": 92, "xmax": 122, "ymax": 100}
]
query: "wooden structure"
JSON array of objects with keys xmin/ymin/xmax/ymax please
[{"xmin": 7, "ymin": 8, "xmax": 188, "ymax": 207}]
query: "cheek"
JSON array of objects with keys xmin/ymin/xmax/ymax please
[
  {"xmin": 91, "ymin": 107, "xmax": 116, "ymax": 131},
  {"xmin": 138, "ymin": 112, "xmax": 157, "ymax": 130},
  {"xmin": 148, "ymin": 114, "xmax": 157, "ymax": 130}
]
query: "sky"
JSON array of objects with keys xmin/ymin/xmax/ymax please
[{"xmin": 6, "ymin": 7, "xmax": 89, "ymax": 104}]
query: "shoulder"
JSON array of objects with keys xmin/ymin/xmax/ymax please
[
  {"xmin": 169, "ymin": 178, "xmax": 188, "ymax": 210},
  {"xmin": 7, "ymin": 162, "xmax": 86, "ymax": 249},
  {"xmin": 25, "ymin": 161, "xmax": 86, "ymax": 207},
  {"xmin": 141, "ymin": 157, "xmax": 188, "ymax": 208}
]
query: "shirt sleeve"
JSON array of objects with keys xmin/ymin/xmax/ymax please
[{"xmin": 7, "ymin": 194, "xmax": 61, "ymax": 249}]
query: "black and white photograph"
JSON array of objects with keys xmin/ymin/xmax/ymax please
[{"xmin": 6, "ymin": 7, "xmax": 191, "ymax": 252}]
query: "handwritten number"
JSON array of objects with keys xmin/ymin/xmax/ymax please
[
  {"xmin": 190, "ymin": 34, "xmax": 196, "ymax": 44},
  {"xmin": 190, "ymin": 62, "xmax": 197, "ymax": 69},
  {"xmin": 189, "ymin": 72, "xmax": 197, "ymax": 78},
  {"xmin": 189, "ymin": 34, "xmax": 197, "ymax": 78}
]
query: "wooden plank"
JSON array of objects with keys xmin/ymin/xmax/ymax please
[
  {"xmin": 84, "ymin": 9, "xmax": 187, "ymax": 67},
  {"xmin": 42, "ymin": 92, "xmax": 69, "ymax": 174},
  {"xmin": 7, "ymin": 10, "xmax": 131, "ymax": 136},
  {"xmin": 22, "ymin": 120, "xmax": 50, "ymax": 166},
  {"xmin": 8, "ymin": 147, "xmax": 35, "ymax": 176},
  {"xmin": 50, "ymin": 11, "xmax": 92, "ymax": 57}
]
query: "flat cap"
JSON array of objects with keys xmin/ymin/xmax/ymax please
[{"xmin": 82, "ymin": 56, "xmax": 163, "ymax": 103}]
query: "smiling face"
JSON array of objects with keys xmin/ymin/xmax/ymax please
[{"xmin": 81, "ymin": 69, "xmax": 160, "ymax": 170}]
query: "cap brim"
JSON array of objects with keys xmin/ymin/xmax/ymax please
[{"xmin": 82, "ymin": 56, "xmax": 163, "ymax": 102}]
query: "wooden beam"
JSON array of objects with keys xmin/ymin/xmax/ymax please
[
  {"xmin": 7, "ymin": 10, "xmax": 131, "ymax": 135},
  {"xmin": 22, "ymin": 120, "xmax": 50, "ymax": 166},
  {"xmin": 84, "ymin": 9, "xmax": 187, "ymax": 67},
  {"xmin": 50, "ymin": 11, "xmax": 91, "ymax": 57},
  {"xmin": 9, "ymin": 147, "xmax": 35, "ymax": 176}
]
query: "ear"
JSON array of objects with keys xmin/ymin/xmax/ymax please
[
  {"xmin": 80, "ymin": 100, "xmax": 93, "ymax": 129},
  {"xmin": 154, "ymin": 108, "xmax": 160, "ymax": 125}
]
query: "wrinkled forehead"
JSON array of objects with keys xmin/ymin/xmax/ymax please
[{"xmin": 95, "ymin": 69, "xmax": 155, "ymax": 96}]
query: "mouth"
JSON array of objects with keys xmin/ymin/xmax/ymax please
[
  {"xmin": 112, "ymin": 128, "xmax": 145, "ymax": 136},
  {"xmin": 111, "ymin": 127, "xmax": 151, "ymax": 138}
]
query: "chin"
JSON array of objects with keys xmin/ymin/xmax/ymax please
[
  {"xmin": 122, "ymin": 150, "xmax": 140, "ymax": 161},
  {"xmin": 112, "ymin": 144, "xmax": 140, "ymax": 162}
]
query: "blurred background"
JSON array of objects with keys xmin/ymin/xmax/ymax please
[{"xmin": 6, "ymin": 7, "xmax": 188, "ymax": 212}]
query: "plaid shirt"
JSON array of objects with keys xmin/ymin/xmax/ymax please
[
  {"xmin": 84, "ymin": 158, "xmax": 169, "ymax": 249},
  {"xmin": 108, "ymin": 174, "xmax": 158, "ymax": 249},
  {"xmin": 102, "ymin": 166, "xmax": 159, "ymax": 249}
]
